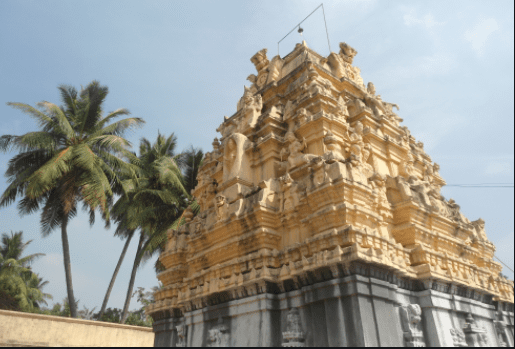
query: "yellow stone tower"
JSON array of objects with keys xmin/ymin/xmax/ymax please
[{"xmin": 148, "ymin": 41, "xmax": 514, "ymax": 347}]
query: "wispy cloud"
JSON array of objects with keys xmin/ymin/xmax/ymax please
[
  {"xmin": 403, "ymin": 9, "xmax": 445, "ymax": 29},
  {"xmin": 464, "ymin": 17, "xmax": 500, "ymax": 56},
  {"xmin": 412, "ymin": 112, "xmax": 466, "ymax": 152}
]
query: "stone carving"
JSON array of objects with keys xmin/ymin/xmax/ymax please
[
  {"xmin": 364, "ymin": 82, "xmax": 399, "ymax": 122},
  {"xmin": 369, "ymin": 173, "xmax": 391, "ymax": 210},
  {"xmin": 447, "ymin": 199, "xmax": 471, "ymax": 225},
  {"xmin": 428, "ymin": 186, "xmax": 450, "ymax": 217},
  {"xmin": 450, "ymin": 327, "xmax": 468, "ymax": 347},
  {"xmin": 282, "ymin": 308, "xmax": 305, "ymax": 347},
  {"xmin": 339, "ymin": 42, "xmax": 357, "ymax": 63},
  {"xmin": 281, "ymin": 132, "xmax": 317, "ymax": 171},
  {"xmin": 471, "ymin": 219, "xmax": 488, "ymax": 241},
  {"xmin": 347, "ymin": 122, "xmax": 373, "ymax": 181},
  {"xmin": 266, "ymin": 55, "xmax": 284, "ymax": 85},
  {"xmin": 336, "ymin": 96, "xmax": 349, "ymax": 118},
  {"xmin": 215, "ymin": 194, "xmax": 227, "ymax": 221},
  {"xmin": 236, "ymin": 87, "xmax": 262, "ymax": 128},
  {"xmin": 325, "ymin": 42, "xmax": 364, "ymax": 86},
  {"xmin": 463, "ymin": 313, "xmax": 488, "ymax": 347},
  {"xmin": 323, "ymin": 131, "xmax": 346, "ymax": 163},
  {"xmin": 494, "ymin": 311, "xmax": 508, "ymax": 347},
  {"xmin": 408, "ymin": 176, "xmax": 432, "ymax": 208},
  {"xmin": 251, "ymin": 48, "xmax": 270, "ymax": 89},
  {"xmin": 176, "ymin": 324, "xmax": 187, "ymax": 347},
  {"xmin": 208, "ymin": 317, "xmax": 229, "ymax": 347},
  {"xmin": 399, "ymin": 304, "xmax": 426, "ymax": 347}
]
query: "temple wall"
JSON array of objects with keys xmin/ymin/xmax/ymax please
[
  {"xmin": 153, "ymin": 272, "xmax": 514, "ymax": 347},
  {"xmin": 0, "ymin": 309, "xmax": 154, "ymax": 347}
]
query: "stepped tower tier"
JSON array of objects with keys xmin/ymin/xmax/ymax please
[{"xmin": 149, "ymin": 41, "xmax": 514, "ymax": 347}]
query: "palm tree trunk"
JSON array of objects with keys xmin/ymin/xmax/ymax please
[
  {"xmin": 97, "ymin": 233, "xmax": 133, "ymax": 320},
  {"xmin": 120, "ymin": 232, "xmax": 145, "ymax": 324},
  {"xmin": 61, "ymin": 214, "xmax": 77, "ymax": 318}
]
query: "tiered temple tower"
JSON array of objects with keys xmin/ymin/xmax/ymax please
[{"xmin": 148, "ymin": 41, "xmax": 514, "ymax": 347}]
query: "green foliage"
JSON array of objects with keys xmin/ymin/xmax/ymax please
[{"xmin": 0, "ymin": 231, "xmax": 52, "ymax": 311}]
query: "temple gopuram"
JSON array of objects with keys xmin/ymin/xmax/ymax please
[{"xmin": 147, "ymin": 41, "xmax": 514, "ymax": 347}]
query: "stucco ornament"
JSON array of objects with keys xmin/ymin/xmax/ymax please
[{"xmin": 450, "ymin": 327, "xmax": 468, "ymax": 347}]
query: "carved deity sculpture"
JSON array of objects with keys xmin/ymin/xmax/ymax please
[
  {"xmin": 282, "ymin": 308, "xmax": 305, "ymax": 347},
  {"xmin": 400, "ymin": 304, "xmax": 426, "ymax": 347},
  {"xmin": 428, "ymin": 186, "xmax": 449, "ymax": 217},
  {"xmin": 336, "ymin": 96, "xmax": 349, "ymax": 118},
  {"xmin": 323, "ymin": 131, "xmax": 346, "ymax": 163},
  {"xmin": 462, "ymin": 313, "xmax": 489, "ymax": 347},
  {"xmin": 251, "ymin": 48, "xmax": 270, "ymax": 89},
  {"xmin": 494, "ymin": 311, "xmax": 508, "ymax": 347},
  {"xmin": 369, "ymin": 173, "xmax": 391, "ymax": 210},
  {"xmin": 176, "ymin": 324, "xmax": 187, "ymax": 347},
  {"xmin": 471, "ymin": 218, "xmax": 488, "ymax": 241},
  {"xmin": 208, "ymin": 318, "xmax": 229, "ymax": 347},
  {"xmin": 237, "ymin": 87, "xmax": 262, "ymax": 129},
  {"xmin": 266, "ymin": 55, "xmax": 284, "ymax": 85},
  {"xmin": 447, "ymin": 199, "xmax": 471, "ymax": 225},
  {"xmin": 339, "ymin": 42, "xmax": 357, "ymax": 63},
  {"xmin": 215, "ymin": 194, "xmax": 227, "ymax": 221},
  {"xmin": 450, "ymin": 327, "xmax": 468, "ymax": 347},
  {"xmin": 408, "ymin": 176, "xmax": 432, "ymax": 208},
  {"xmin": 282, "ymin": 132, "xmax": 317, "ymax": 171}
]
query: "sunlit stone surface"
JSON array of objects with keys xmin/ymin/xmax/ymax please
[{"xmin": 148, "ymin": 41, "xmax": 514, "ymax": 347}]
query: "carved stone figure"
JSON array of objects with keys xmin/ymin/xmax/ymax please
[
  {"xmin": 266, "ymin": 55, "xmax": 284, "ymax": 85},
  {"xmin": 176, "ymin": 324, "xmax": 187, "ymax": 347},
  {"xmin": 494, "ymin": 311, "xmax": 508, "ymax": 347},
  {"xmin": 397, "ymin": 175, "xmax": 413, "ymax": 201},
  {"xmin": 237, "ymin": 88, "xmax": 262, "ymax": 128},
  {"xmin": 208, "ymin": 318, "xmax": 229, "ymax": 347},
  {"xmin": 369, "ymin": 173, "xmax": 391, "ymax": 210},
  {"xmin": 400, "ymin": 304, "xmax": 426, "ymax": 347},
  {"xmin": 251, "ymin": 48, "xmax": 270, "ymax": 89},
  {"xmin": 463, "ymin": 313, "xmax": 488, "ymax": 347},
  {"xmin": 471, "ymin": 218, "xmax": 488, "ymax": 241},
  {"xmin": 339, "ymin": 42, "xmax": 357, "ymax": 63},
  {"xmin": 450, "ymin": 327, "xmax": 468, "ymax": 347},
  {"xmin": 428, "ymin": 187, "xmax": 450, "ymax": 217},
  {"xmin": 323, "ymin": 131, "xmax": 346, "ymax": 163},
  {"xmin": 447, "ymin": 199, "xmax": 471, "ymax": 225},
  {"xmin": 282, "ymin": 132, "xmax": 317, "ymax": 171},
  {"xmin": 336, "ymin": 96, "xmax": 349, "ymax": 118},
  {"xmin": 282, "ymin": 308, "xmax": 305, "ymax": 347},
  {"xmin": 215, "ymin": 194, "xmax": 227, "ymax": 221},
  {"xmin": 408, "ymin": 176, "xmax": 432, "ymax": 208}
]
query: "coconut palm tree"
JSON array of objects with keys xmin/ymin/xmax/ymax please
[
  {"xmin": 0, "ymin": 81, "xmax": 144, "ymax": 317},
  {"xmin": 0, "ymin": 231, "xmax": 44, "ymax": 268},
  {"xmin": 112, "ymin": 132, "xmax": 188, "ymax": 323},
  {"xmin": 0, "ymin": 254, "xmax": 46, "ymax": 311}
]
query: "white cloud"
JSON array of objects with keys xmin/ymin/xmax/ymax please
[
  {"xmin": 464, "ymin": 17, "xmax": 500, "ymax": 56},
  {"xmin": 404, "ymin": 10, "xmax": 445, "ymax": 29}
]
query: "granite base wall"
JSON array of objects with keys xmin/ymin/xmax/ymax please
[{"xmin": 153, "ymin": 274, "xmax": 514, "ymax": 347}]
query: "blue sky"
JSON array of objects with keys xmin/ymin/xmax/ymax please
[{"xmin": 0, "ymin": 0, "xmax": 513, "ymax": 312}]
